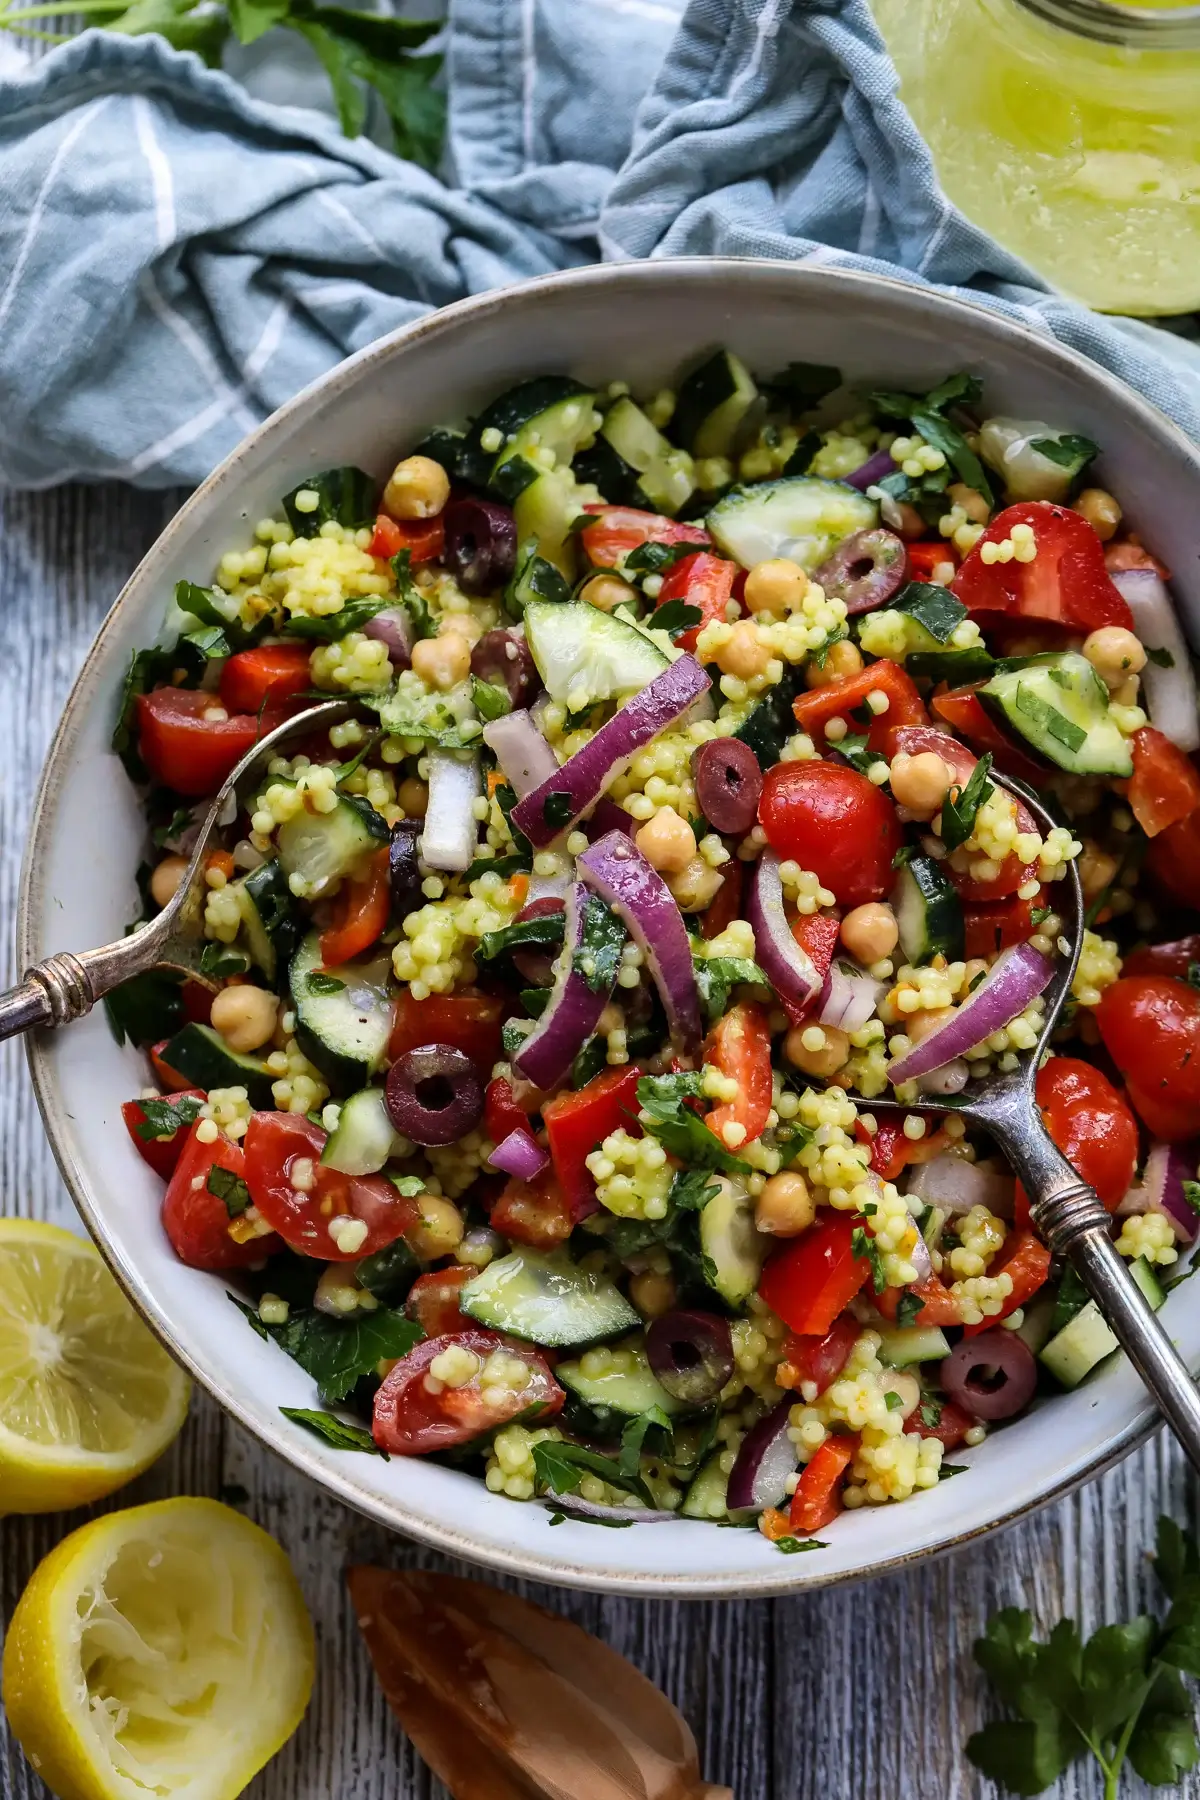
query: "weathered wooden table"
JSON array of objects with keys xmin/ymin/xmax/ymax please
[{"xmin": 1, "ymin": 482, "xmax": 1194, "ymax": 1800}]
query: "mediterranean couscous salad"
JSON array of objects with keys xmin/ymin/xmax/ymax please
[{"xmin": 109, "ymin": 353, "xmax": 1200, "ymax": 1544}]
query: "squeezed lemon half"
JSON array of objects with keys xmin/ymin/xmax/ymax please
[
  {"xmin": 2, "ymin": 1497, "xmax": 316, "ymax": 1800},
  {"xmin": 0, "ymin": 1218, "xmax": 190, "ymax": 1514}
]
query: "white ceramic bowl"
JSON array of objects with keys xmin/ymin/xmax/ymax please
[{"xmin": 20, "ymin": 261, "xmax": 1200, "ymax": 1596}]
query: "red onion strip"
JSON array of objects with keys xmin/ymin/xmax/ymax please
[
  {"xmin": 512, "ymin": 881, "xmax": 613, "ymax": 1090},
  {"xmin": 746, "ymin": 852, "xmax": 823, "ymax": 1015},
  {"xmin": 845, "ymin": 448, "xmax": 896, "ymax": 491},
  {"xmin": 726, "ymin": 1398, "xmax": 797, "ymax": 1512},
  {"xmin": 818, "ymin": 963, "xmax": 886, "ymax": 1033},
  {"xmin": 363, "ymin": 607, "xmax": 413, "ymax": 670},
  {"xmin": 887, "ymin": 944, "xmax": 1053, "ymax": 1083},
  {"xmin": 1112, "ymin": 570, "xmax": 1200, "ymax": 754},
  {"xmin": 487, "ymin": 1126, "xmax": 549, "ymax": 1181},
  {"xmin": 577, "ymin": 830, "xmax": 702, "ymax": 1059},
  {"xmin": 1128, "ymin": 1141, "xmax": 1200, "ymax": 1243}
]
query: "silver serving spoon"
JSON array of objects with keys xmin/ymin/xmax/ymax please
[
  {"xmin": 869, "ymin": 768, "xmax": 1200, "ymax": 1471},
  {"xmin": 0, "ymin": 699, "xmax": 357, "ymax": 1041}
]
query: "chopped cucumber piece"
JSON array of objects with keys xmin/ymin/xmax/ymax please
[
  {"xmin": 459, "ymin": 1247, "xmax": 639, "ymax": 1347},
  {"xmin": 159, "ymin": 1022, "xmax": 275, "ymax": 1108},
  {"xmin": 275, "ymin": 785, "xmax": 389, "ymax": 896},
  {"xmin": 234, "ymin": 858, "xmax": 299, "ymax": 985},
  {"xmin": 980, "ymin": 652, "xmax": 1133, "ymax": 777},
  {"xmin": 681, "ymin": 1449, "xmax": 752, "ymax": 1522},
  {"xmin": 512, "ymin": 467, "xmax": 592, "ymax": 578},
  {"xmin": 458, "ymin": 376, "xmax": 592, "ymax": 489},
  {"xmin": 706, "ymin": 476, "xmax": 877, "ymax": 572},
  {"xmin": 673, "ymin": 352, "xmax": 762, "ymax": 461},
  {"xmin": 507, "ymin": 544, "xmax": 571, "ymax": 614},
  {"xmin": 320, "ymin": 1087, "xmax": 405, "ymax": 1176},
  {"xmin": 492, "ymin": 387, "xmax": 597, "ymax": 491},
  {"xmin": 1039, "ymin": 1256, "xmax": 1165, "ymax": 1388},
  {"xmin": 891, "ymin": 854, "xmax": 964, "ymax": 967},
  {"xmin": 875, "ymin": 1321, "xmax": 951, "ymax": 1368},
  {"xmin": 733, "ymin": 667, "xmax": 803, "ymax": 769},
  {"xmin": 523, "ymin": 599, "xmax": 669, "ymax": 704},
  {"xmin": 1012, "ymin": 1293, "xmax": 1057, "ymax": 1358},
  {"xmin": 289, "ymin": 932, "xmax": 393, "ymax": 1094},
  {"xmin": 699, "ymin": 1182, "xmax": 766, "ymax": 1307},
  {"xmin": 576, "ymin": 398, "xmax": 696, "ymax": 517},
  {"xmin": 557, "ymin": 1338, "xmax": 685, "ymax": 1418}
]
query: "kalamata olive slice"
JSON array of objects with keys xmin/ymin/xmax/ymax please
[
  {"xmin": 470, "ymin": 628, "xmax": 539, "ymax": 709},
  {"xmin": 385, "ymin": 1043, "xmax": 484, "ymax": 1146},
  {"xmin": 389, "ymin": 820, "xmax": 422, "ymax": 918},
  {"xmin": 940, "ymin": 1329, "xmax": 1037, "ymax": 1422},
  {"xmin": 813, "ymin": 527, "xmax": 907, "ymax": 615},
  {"xmin": 646, "ymin": 1309, "xmax": 734, "ymax": 1405},
  {"xmin": 444, "ymin": 498, "xmax": 518, "ymax": 596},
  {"xmin": 691, "ymin": 738, "xmax": 763, "ymax": 835}
]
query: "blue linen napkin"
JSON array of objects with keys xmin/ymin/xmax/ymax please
[{"xmin": 1, "ymin": 0, "xmax": 1199, "ymax": 489}]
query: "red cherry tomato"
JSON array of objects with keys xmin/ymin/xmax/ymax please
[
  {"xmin": 219, "ymin": 644, "xmax": 313, "ymax": 716},
  {"xmin": 372, "ymin": 1329, "xmax": 564, "ymax": 1455},
  {"xmin": 1017, "ymin": 1057, "xmax": 1139, "ymax": 1214},
  {"xmin": 951, "ymin": 501, "xmax": 1133, "ymax": 633},
  {"xmin": 1126, "ymin": 728, "xmax": 1200, "ymax": 840},
  {"xmin": 792, "ymin": 659, "xmax": 928, "ymax": 755},
  {"xmin": 578, "ymin": 505, "xmax": 708, "ymax": 570},
  {"xmin": 653, "ymin": 552, "xmax": 737, "ymax": 652},
  {"xmin": 388, "ymin": 990, "xmax": 505, "ymax": 1070},
  {"xmin": 781, "ymin": 1313, "xmax": 859, "ymax": 1393},
  {"xmin": 162, "ymin": 1124, "xmax": 278, "ymax": 1270},
  {"xmin": 1148, "ymin": 806, "xmax": 1200, "ymax": 908},
  {"xmin": 1122, "ymin": 935, "xmax": 1200, "ymax": 980},
  {"xmin": 319, "ymin": 847, "xmax": 391, "ymax": 966},
  {"xmin": 1096, "ymin": 976, "xmax": 1200, "ymax": 1144},
  {"xmin": 929, "ymin": 685, "xmax": 1047, "ymax": 786},
  {"xmin": 242, "ymin": 1112, "xmax": 419, "ymax": 1260},
  {"xmin": 368, "ymin": 512, "xmax": 445, "ymax": 563},
  {"xmin": 789, "ymin": 1433, "xmax": 858, "ymax": 1534},
  {"xmin": 758, "ymin": 761, "xmax": 901, "ymax": 907},
  {"xmin": 907, "ymin": 1397, "xmax": 974, "ymax": 1450},
  {"xmin": 489, "ymin": 1168, "xmax": 573, "ymax": 1250},
  {"xmin": 962, "ymin": 895, "xmax": 1036, "ymax": 961},
  {"xmin": 122, "ymin": 1088, "xmax": 206, "ymax": 1180},
  {"xmin": 136, "ymin": 688, "xmax": 262, "ymax": 797},
  {"xmin": 405, "ymin": 1267, "xmax": 473, "ymax": 1337},
  {"xmin": 704, "ymin": 1001, "xmax": 772, "ymax": 1150},
  {"xmin": 876, "ymin": 1273, "xmax": 963, "ymax": 1327}
]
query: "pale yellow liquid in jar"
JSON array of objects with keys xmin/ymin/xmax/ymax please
[{"xmin": 872, "ymin": 0, "xmax": 1200, "ymax": 314}]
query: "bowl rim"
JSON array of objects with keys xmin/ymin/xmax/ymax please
[{"xmin": 18, "ymin": 255, "xmax": 1181, "ymax": 1596}]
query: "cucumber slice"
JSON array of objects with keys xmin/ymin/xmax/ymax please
[
  {"xmin": 699, "ymin": 1182, "xmax": 767, "ymax": 1307},
  {"xmin": 706, "ymin": 476, "xmax": 877, "ymax": 572},
  {"xmin": 681, "ymin": 1449, "xmax": 753, "ymax": 1522},
  {"xmin": 235, "ymin": 858, "xmax": 299, "ymax": 985},
  {"xmin": 523, "ymin": 599, "xmax": 669, "ymax": 704},
  {"xmin": 320, "ymin": 1087, "xmax": 405, "ymax": 1176},
  {"xmin": 891, "ymin": 854, "xmax": 964, "ymax": 966},
  {"xmin": 875, "ymin": 1321, "xmax": 951, "ymax": 1368},
  {"xmin": 556, "ymin": 1339, "xmax": 685, "ymax": 1418},
  {"xmin": 289, "ymin": 931, "xmax": 393, "ymax": 1094},
  {"xmin": 507, "ymin": 544, "xmax": 571, "ymax": 613},
  {"xmin": 275, "ymin": 786, "xmax": 389, "ymax": 896},
  {"xmin": 457, "ymin": 376, "xmax": 592, "ymax": 488},
  {"xmin": 459, "ymin": 1247, "xmax": 639, "ymax": 1348},
  {"xmin": 734, "ymin": 667, "xmax": 804, "ymax": 768},
  {"xmin": 576, "ymin": 398, "xmax": 696, "ymax": 517},
  {"xmin": 159, "ymin": 1022, "xmax": 275, "ymax": 1108},
  {"xmin": 512, "ymin": 468, "xmax": 591, "ymax": 578},
  {"xmin": 1039, "ymin": 1256, "xmax": 1165, "ymax": 1388},
  {"xmin": 1012, "ymin": 1293, "xmax": 1057, "ymax": 1358},
  {"xmin": 980, "ymin": 652, "xmax": 1133, "ymax": 777},
  {"xmin": 673, "ymin": 352, "xmax": 761, "ymax": 461},
  {"xmin": 492, "ymin": 389, "xmax": 597, "ymax": 491}
]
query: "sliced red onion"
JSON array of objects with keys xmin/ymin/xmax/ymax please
[
  {"xmin": 916, "ymin": 1058, "xmax": 971, "ymax": 1097},
  {"xmin": 1112, "ymin": 569, "xmax": 1200, "ymax": 753},
  {"xmin": 1123, "ymin": 1141, "xmax": 1200, "ymax": 1243},
  {"xmin": 487, "ymin": 1126, "xmax": 549, "ymax": 1181},
  {"xmin": 814, "ymin": 527, "xmax": 907, "ymax": 615},
  {"xmin": 746, "ymin": 852, "xmax": 823, "ymax": 1016},
  {"xmin": 726, "ymin": 1398, "xmax": 797, "ymax": 1513},
  {"xmin": 941, "ymin": 1330, "xmax": 1037, "ymax": 1422},
  {"xmin": 585, "ymin": 797, "xmax": 637, "ymax": 841},
  {"xmin": 512, "ymin": 881, "xmax": 613, "ymax": 1090},
  {"xmin": 818, "ymin": 963, "xmax": 886, "ymax": 1033},
  {"xmin": 363, "ymin": 607, "xmax": 413, "ymax": 670},
  {"xmin": 845, "ymin": 448, "xmax": 896, "ymax": 491},
  {"xmin": 908, "ymin": 1228, "xmax": 933, "ymax": 1282},
  {"xmin": 543, "ymin": 1497, "xmax": 672, "ymax": 1524},
  {"xmin": 420, "ymin": 751, "xmax": 481, "ymax": 873},
  {"xmin": 577, "ymin": 830, "xmax": 702, "ymax": 1059},
  {"xmin": 906, "ymin": 1152, "xmax": 1015, "ymax": 1219},
  {"xmin": 483, "ymin": 710, "xmax": 560, "ymax": 799},
  {"xmin": 512, "ymin": 656, "xmax": 711, "ymax": 847},
  {"xmin": 887, "ymin": 944, "xmax": 1053, "ymax": 1083}
]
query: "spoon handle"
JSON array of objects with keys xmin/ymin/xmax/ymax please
[
  {"xmin": 993, "ymin": 1108, "xmax": 1200, "ymax": 1473},
  {"xmin": 0, "ymin": 937, "xmax": 154, "ymax": 1044}
]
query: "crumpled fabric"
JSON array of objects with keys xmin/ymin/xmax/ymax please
[{"xmin": 0, "ymin": 0, "xmax": 1197, "ymax": 488}]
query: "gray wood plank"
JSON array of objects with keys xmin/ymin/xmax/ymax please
[{"xmin": 2, "ymin": 481, "xmax": 1197, "ymax": 1800}]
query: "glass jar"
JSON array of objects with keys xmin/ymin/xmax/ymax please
[{"xmin": 872, "ymin": 0, "xmax": 1200, "ymax": 315}]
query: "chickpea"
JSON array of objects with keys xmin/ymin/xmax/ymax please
[
  {"xmin": 1074, "ymin": 487, "xmax": 1122, "ymax": 542},
  {"xmin": 840, "ymin": 902, "xmax": 898, "ymax": 965},
  {"xmin": 581, "ymin": 574, "xmax": 636, "ymax": 613},
  {"xmin": 1082, "ymin": 625, "xmax": 1146, "ymax": 689},
  {"xmin": 717, "ymin": 619, "xmax": 771, "ymax": 681},
  {"xmin": 397, "ymin": 777, "xmax": 428, "ymax": 819},
  {"xmin": 784, "ymin": 1022, "xmax": 850, "ymax": 1079},
  {"xmin": 408, "ymin": 1195, "xmax": 465, "ymax": 1261},
  {"xmin": 635, "ymin": 806, "xmax": 697, "ymax": 875},
  {"xmin": 804, "ymin": 637, "xmax": 864, "ymax": 688},
  {"xmin": 411, "ymin": 630, "xmax": 471, "ymax": 691},
  {"xmin": 880, "ymin": 1370, "xmax": 921, "ymax": 1418},
  {"xmin": 947, "ymin": 481, "xmax": 990, "ymax": 526},
  {"xmin": 629, "ymin": 1268, "xmax": 677, "ymax": 1318},
  {"xmin": 210, "ymin": 983, "xmax": 279, "ymax": 1054},
  {"xmin": 744, "ymin": 557, "xmax": 806, "ymax": 616},
  {"xmin": 382, "ymin": 454, "xmax": 450, "ymax": 521},
  {"xmin": 149, "ymin": 854, "xmax": 190, "ymax": 910},
  {"xmin": 754, "ymin": 1171, "xmax": 817, "ymax": 1237},
  {"xmin": 893, "ymin": 501, "xmax": 926, "ymax": 540},
  {"xmin": 667, "ymin": 857, "xmax": 725, "ymax": 912},
  {"xmin": 1077, "ymin": 839, "xmax": 1119, "ymax": 903},
  {"xmin": 906, "ymin": 1006, "xmax": 955, "ymax": 1046},
  {"xmin": 889, "ymin": 750, "xmax": 953, "ymax": 817}
]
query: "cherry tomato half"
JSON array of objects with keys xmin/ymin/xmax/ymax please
[
  {"xmin": 951, "ymin": 501, "xmax": 1133, "ymax": 633},
  {"xmin": 1148, "ymin": 806, "xmax": 1200, "ymax": 909},
  {"xmin": 1096, "ymin": 976, "xmax": 1200, "ymax": 1144},
  {"xmin": 136, "ymin": 688, "xmax": 262, "ymax": 797},
  {"xmin": 579, "ymin": 505, "xmax": 708, "ymax": 570},
  {"xmin": 389, "ymin": 990, "xmax": 505, "ymax": 1071},
  {"xmin": 372, "ymin": 1329, "xmax": 564, "ymax": 1455},
  {"xmin": 1126, "ymin": 727, "xmax": 1200, "ymax": 840},
  {"xmin": 219, "ymin": 644, "xmax": 313, "ymax": 716},
  {"xmin": 489, "ymin": 1168, "xmax": 573, "ymax": 1250},
  {"xmin": 320, "ymin": 847, "xmax": 391, "ymax": 966},
  {"xmin": 1022, "ymin": 1057, "xmax": 1139, "ymax": 1213},
  {"xmin": 162, "ymin": 1124, "xmax": 279, "ymax": 1271},
  {"xmin": 780, "ymin": 1313, "xmax": 859, "ymax": 1394},
  {"xmin": 758, "ymin": 761, "xmax": 901, "ymax": 907},
  {"xmin": 704, "ymin": 1001, "xmax": 772, "ymax": 1150},
  {"xmin": 243, "ymin": 1112, "xmax": 419, "ymax": 1260},
  {"xmin": 405, "ymin": 1266, "xmax": 473, "ymax": 1337},
  {"xmin": 122, "ymin": 1088, "xmax": 206, "ymax": 1180}
]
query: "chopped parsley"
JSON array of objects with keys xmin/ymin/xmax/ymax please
[{"xmin": 940, "ymin": 752, "xmax": 995, "ymax": 854}]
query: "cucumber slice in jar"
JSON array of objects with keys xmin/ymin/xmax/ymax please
[
  {"xmin": 459, "ymin": 1247, "xmax": 640, "ymax": 1347},
  {"xmin": 891, "ymin": 854, "xmax": 965, "ymax": 967},
  {"xmin": 672, "ymin": 351, "xmax": 762, "ymax": 461},
  {"xmin": 980, "ymin": 651, "xmax": 1133, "ymax": 777},
  {"xmin": 289, "ymin": 931, "xmax": 393, "ymax": 1094},
  {"xmin": 1039, "ymin": 1256, "xmax": 1165, "ymax": 1389},
  {"xmin": 158, "ymin": 1022, "xmax": 276, "ymax": 1109},
  {"xmin": 556, "ymin": 1339, "xmax": 685, "ymax": 1418},
  {"xmin": 706, "ymin": 476, "xmax": 878, "ymax": 572},
  {"xmin": 575, "ymin": 398, "xmax": 696, "ymax": 517},
  {"xmin": 275, "ymin": 785, "xmax": 389, "ymax": 897},
  {"xmin": 320, "ymin": 1087, "xmax": 406, "ymax": 1176},
  {"xmin": 523, "ymin": 599, "xmax": 669, "ymax": 704},
  {"xmin": 698, "ymin": 1181, "xmax": 767, "ymax": 1307}
]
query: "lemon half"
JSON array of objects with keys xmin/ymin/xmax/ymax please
[
  {"xmin": 0, "ymin": 1218, "xmax": 190, "ymax": 1514},
  {"xmin": 3, "ymin": 1497, "xmax": 316, "ymax": 1800}
]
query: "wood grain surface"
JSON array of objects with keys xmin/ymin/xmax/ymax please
[{"xmin": 1, "ymin": 482, "xmax": 1197, "ymax": 1800}]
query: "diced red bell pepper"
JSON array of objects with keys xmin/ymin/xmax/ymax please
[
  {"xmin": 699, "ymin": 858, "xmax": 745, "ymax": 941},
  {"xmin": 905, "ymin": 542, "xmax": 957, "ymax": 582},
  {"xmin": 578, "ymin": 505, "xmax": 708, "ymax": 571},
  {"xmin": 388, "ymin": 991, "xmax": 505, "ymax": 1072},
  {"xmin": 121, "ymin": 1088, "xmax": 206, "ymax": 1179},
  {"xmin": 779, "ymin": 912, "xmax": 841, "ymax": 1026},
  {"xmin": 757, "ymin": 1214, "xmax": 870, "ymax": 1338},
  {"xmin": 961, "ymin": 1231, "xmax": 1051, "ymax": 1336},
  {"xmin": 219, "ymin": 644, "xmax": 313, "ymax": 716},
  {"xmin": 485, "ymin": 1075, "xmax": 532, "ymax": 1144},
  {"xmin": 704, "ymin": 1001, "xmax": 773, "ymax": 1150},
  {"xmin": 1126, "ymin": 727, "xmax": 1200, "ymax": 839},
  {"xmin": 543, "ymin": 1065, "xmax": 643, "ymax": 1221},
  {"xmin": 320, "ymin": 847, "xmax": 391, "ymax": 966},
  {"xmin": 489, "ymin": 1168, "xmax": 573, "ymax": 1250},
  {"xmin": 952, "ymin": 501, "xmax": 1133, "ymax": 633},
  {"xmin": 368, "ymin": 512, "xmax": 445, "ymax": 563},
  {"xmin": 406, "ymin": 1266, "xmax": 472, "ymax": 1337},
  {"xmin": 929, "ymin": 685, "xmax": 1047, "ymax": 787},
  {"xmin": 908, "ymin": 1398, "xmax": 974, "ymax": 1450},
  {"xmin": 876, "ymin": 1273, "xmax": 964, "ymax": 1328},
  {"xmin": 793, "ymin": 659, "xmax": 928, "ymax": 755},
  {"xmin": 854, "ymin": 1117, "xmax": 949, "ymax": 1183},
  {"xmin": 150, "ymin": 1039, "xmax": 196, "ymax": 1094},
  {"xmin": 962, "ymin": 895, "xmax": 1036, "ymax": 961},
  {"xmin": 654, "ymin": 552, "xmax": 737, "ymax": 652},
  {"xmin": 789, "ymin": 1433, "xmax": 860, "ymax": 1534}
]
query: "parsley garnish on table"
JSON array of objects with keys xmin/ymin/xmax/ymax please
[{"xmin": 967, "ymin": 1515, "xmax": 1200, "ymax": 1797}]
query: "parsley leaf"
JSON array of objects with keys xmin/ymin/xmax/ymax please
[
  {"xmin": 1145, "ymin": 645, "xmax": 1176, "ymax": 670},
  {"xmin": 668, "ymin": 1168, "xmax": 722, "ymax": 1212},
  {"xmin": 229, "ymin": 1293, "xmax": 423, "ymax": 1403},
  {"xmin": 1027, "ymin": 433, "xmax": 1099, "ymax": 473},
  {"xmin": 775, "ymin": 1536, "xmax": 829, "ymax": 1554},
  {"xmin": 573, "ymin": 893, "xmax": 626, "ymax": 994},
  {"xmin": 906, "ymin": 646, "xmax": 997, "ymax": 685},
  {"xmin": 305, "ymin": 972, "xmax": 346, "ymax": 996},
  {"xmin": 870, "ymin": 376, "xmax": 993, "ymax": 503},
  {"xmin": 895, "ymin": 1290, "xmax": 926, "ymax": 1329},
  {"xmin": 850, "ymin": 1225, "xmax": 888, "ymax": 1294},
  {"xmin": 390, "ymin": 548, "xmax": 438, "ymax": 641},
  {"xmin": 207, "ymin": 1165, "xmax": 251, "ymax": 1218},
  {"xmin": 281, "ymin": 596, "xmax": 390, "ymax": 642},
  {"xmin": 282, "ymin": 467, "xmax": 376, "ymax": 538},
  {"xmin": 624, "ymin": 541, "xmax": 697, "ymax": 577},
  {"xmin": 895, "ymin": 581, "xmax": 968, "ymax": 645},
  {"xmin": 1015, "ymin": 682, "xmax": 1087, "ymax": 755},
  {"xmin": 635, "ymin": 1073, "xmax": 752, "ymax": 1176},
  {"xmin": 280, "ymin": 1407, "xmax": 386, "ymax": 1456},
  {"xmin": 198, "ymin": 942, "xmax": 252, "ymax": 979},
  {"xmin": 471, "ymin": 676, "xmax": 512, "ymax": 722},
  {"xmin": 693, "ymin": 954, "xmax": 771, "ymax": 1024},
  {"xmin": 619, "ymin": 1406, "xmax": 673, "ymax": 1479},
  {"xmin": 134, "ymin": 1093, "xmax": 205, "ymax": 1141},
  {"xmin": 476, "ymin": 910, "xmax": 565, "ymax": 965},
  {"xmin": 940, "ymin": 752, "xmax": 995, "ymax": 854},
  {"xmin": 530, "ymin": 1439, "xmax": 653, "ymax": 1508},
  {"xmin": 774, "ymin": 1122, "xmax": 816, "ymax": 1169},
  {"xmin": 651, "ymin": 600, "xmax": 704, "ymax": 640},
  {"xmin": 1183, "ymin": 1181, "xmax": 1200, "ymax": 1219}
]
